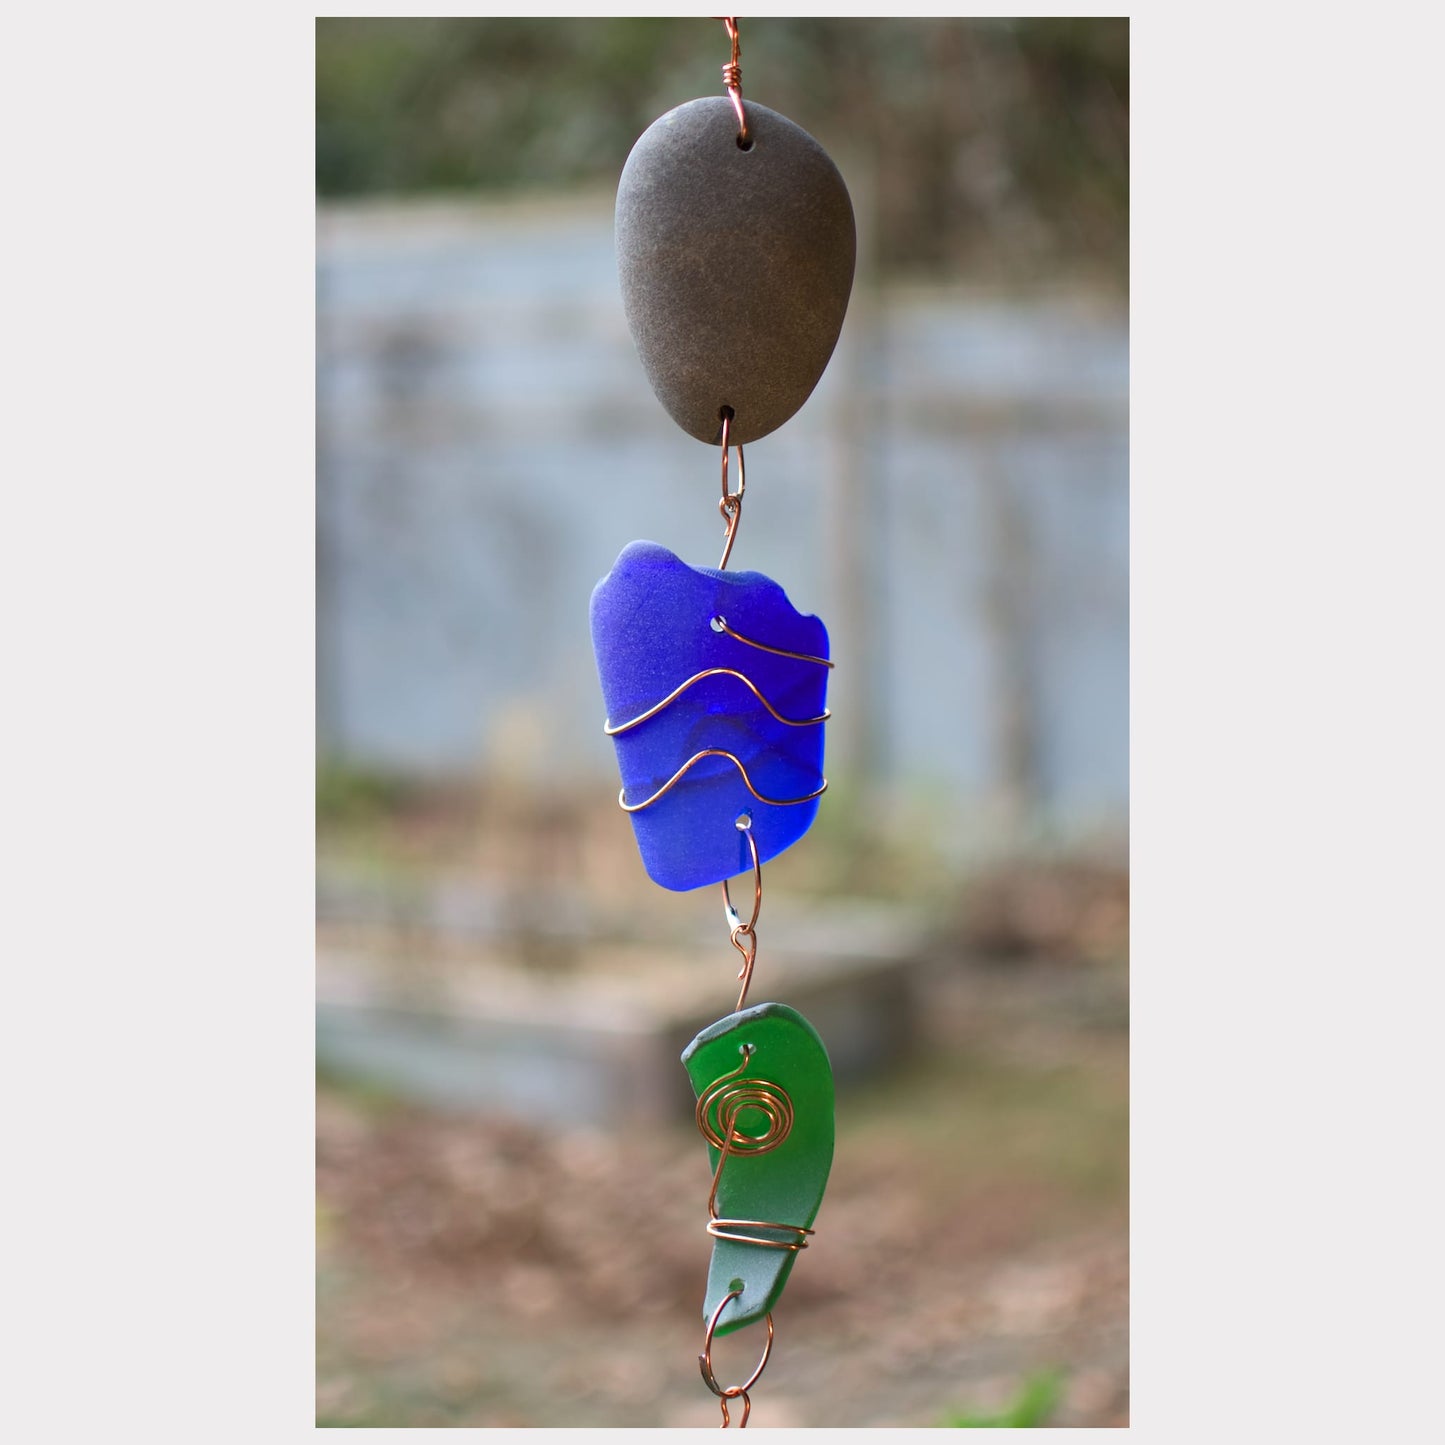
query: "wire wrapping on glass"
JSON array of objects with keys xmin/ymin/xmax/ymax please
[
  {"xmin": 607, "ymin": 615, "xmax": 832, "ymax": 815},
  {"xmin": 604, "ymin": 668, "xmax": 828, "ymax": 736},
  {"xmin": 696, "ymin": 1046, "xmax": 816, "ymax": 1254}
]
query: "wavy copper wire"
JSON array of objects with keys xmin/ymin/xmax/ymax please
[
  {"xmin": 617, "ymin": 749, "xmax": 827, "ymax": 814},
  {"xmin": 604, "ymin": 668, "xmax": 829, "ymax": 736}
]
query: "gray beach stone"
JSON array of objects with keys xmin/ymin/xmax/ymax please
[{"xmin": 616, "ymin": 96, "xmax": 856, "ymax": 446}]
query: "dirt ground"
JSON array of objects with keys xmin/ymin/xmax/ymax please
[{"xmin": 317, "ymin": 950, "xmax": 1128, "ymax": 1428}]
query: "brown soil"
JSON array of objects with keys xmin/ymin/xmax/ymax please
[{"xmin": 317, "ymin": 955, "xmax": 1128, "ymax": 1427}]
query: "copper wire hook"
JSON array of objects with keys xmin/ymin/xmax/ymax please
[
  {"xmin": 718, "ymin": 1393, "xmax": 750, "ymax": 1428},
  {"xmin": 722, "ymin": 816, "xmax": 761, "ymax": 936},
  {"xmin": 720, "ymin": 17, "xmax": 750, "ymax": 147},
  {"xmin": 722, "ymin": 815, "xmax": 761, "ymax": 1008},
  {"xmin": 718, "ymin": 408, "xmax": 746, "ymax": 570}
]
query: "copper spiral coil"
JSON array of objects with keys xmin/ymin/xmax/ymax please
[
  {"xmin": 697, "ymin": 1047, "xmax": 817, "ymax": 1255},
  {"xmin": 695, "ymin": 1047, "xmax": 794, "ymax": 1153}
]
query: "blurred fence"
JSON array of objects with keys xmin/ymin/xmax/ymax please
[{"xmin": 317, "ymin": 193, "xmax": 1127, "ymax": 845}]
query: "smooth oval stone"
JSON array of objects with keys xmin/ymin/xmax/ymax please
[{"xmin": 616, "ymin": 96, "xmax": 855, "ymax": 446}]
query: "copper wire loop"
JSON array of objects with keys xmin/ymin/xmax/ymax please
[
  {"xmin": 699, "ymin": 1288, "xmax": 774, "ymax": 1415},
  {"xmin": 720, "ymin": 17, "xmax": 750, "ymax": 146},
  {"xmin": 617, "ymin": 749, "xmax": 827, "ymax": 814},
  {"xmin": 718, "ymin": 410, "xmax": 746, "ymax": 569}
]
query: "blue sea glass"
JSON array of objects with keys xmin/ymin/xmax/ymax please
[{"xmin": 590, "ymin": 540, "xmax": 830, "ymax": 891}]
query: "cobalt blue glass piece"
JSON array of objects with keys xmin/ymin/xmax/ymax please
[{"xmin": 590, "ymin": 540, "xmax": 830, "ymax": 892}]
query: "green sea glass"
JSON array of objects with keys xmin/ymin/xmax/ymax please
[{"xmin": 681, "ymin": 1001, "xmax": 835, "ymax": 1337}]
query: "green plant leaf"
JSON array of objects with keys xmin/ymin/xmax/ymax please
[{"xmin": 943, "ymin": 1369, "xmax": 1065, "ymax": 1428}]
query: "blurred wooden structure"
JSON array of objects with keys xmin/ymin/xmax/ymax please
[{"xmin": 316, "ymin": 900, "xmax": 923, "ymax": 1124}]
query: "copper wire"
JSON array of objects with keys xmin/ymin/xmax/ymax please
[
  {"xmin": 710, "ymin": 615, "xmax": 835, "ymax": 669},
  {"xmin": 718, "ymin": 1393, "xmax": 750, "ymax": 1428},
  {"xmin": 708, "ymin": 1215, "xmax": 813, "ymax": 1251},
  {"xmin": 695, "ymin": 1046, "xmax": 790, "ymax": 1153},
  {"xmin": 720, "ymin": 18, "xmax": 750, "ymax": 147},
  {"xmin": 729, "ymin": 924, "xmax": 758, "ymax": 1012},
  {"xmin": 699, "ymin": 1286, "xmax": 774, "ymax": 1425},
  {"xmin": 696, "ymin": 1046, "xmax": 817, "ymax": 1253},
  {"xmin": 721, "ymin": 820, "xmax": 762, "ymax": 936},
  {"xmin": 604, "ymin": 669, "xmax": 828, "ymax": 736},
  {"xmin": 718, "ymin": 409, "xmax": 746, "ymax": 570},
  {"xmin": 617, "ymin": 749, "xmax": 827, "ymax": 814},
  {"xmin": 722, "ymin": 817, "xmax": 762, "ymax": 1009}
]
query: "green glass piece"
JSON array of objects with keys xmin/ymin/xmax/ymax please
[{"xmin": 681, "ymin": 1001, "xmax": 835, "ymax": 1337}]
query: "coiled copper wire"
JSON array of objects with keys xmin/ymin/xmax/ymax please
[
  {"xmin": 721, "ymin": 17, "xmax": 750, "ymax": 148},
  {"xmin": 696, "ymin": 1045, "xmax": 817, "ymax": 1254}
]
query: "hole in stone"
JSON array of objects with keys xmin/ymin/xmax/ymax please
[
  {"xmin": 735, "ymin": 812, "xmax": 752, "ymax": 831},
  {"xmin": 729, "ymin": 1278, "xmax": 745, "ymax": 1294},
  {"xmin": 737, "ymin": 137, "xmax": 754, "ymax": 152},
  {"xmin": 710, "ymin": 615, "xmax": 726, "ymax": 633},
  {"xmin": 718, "ymin": 404, "xmax": 735, "ymax": 422}
]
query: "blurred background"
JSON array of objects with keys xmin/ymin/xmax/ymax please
[{"xmin": 316, "ymin": 17, "xmax": 1127, "ymax": 1429}]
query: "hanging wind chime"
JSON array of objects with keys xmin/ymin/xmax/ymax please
[{"xmin": 591, "ymin": 18, "xmax": 854, "ymax": 1428}]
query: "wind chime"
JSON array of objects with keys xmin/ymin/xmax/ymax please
[{"xmin": 591, "ymin": 18, "xmax": 854, "ymax": 1428}]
